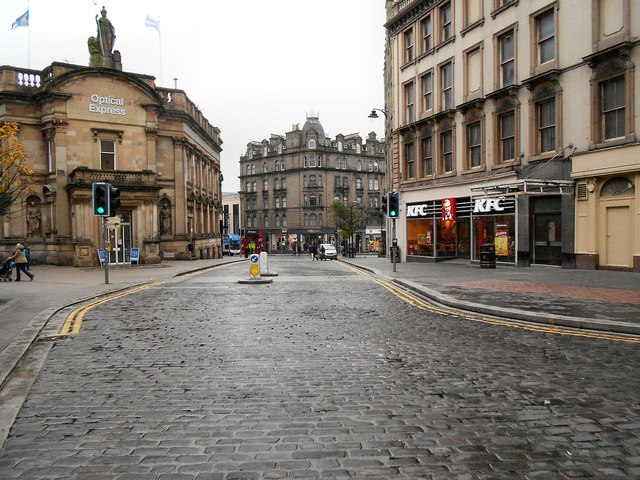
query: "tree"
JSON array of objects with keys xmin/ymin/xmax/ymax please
[
  {"xmin": 328, "ymin": 199, "xmax": 369, "ymax": 257},
  {"xmin": 0, "ymin": 122, "xmax": 33, "ymax": 217}
]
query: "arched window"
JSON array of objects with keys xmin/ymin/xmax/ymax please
[
  {"xmin": 309, "ymin": 139, "xmax": 317, "ymax": 149},
  {"xmin": 600, "ymin": 177, "xmax": 635, "ymax": 197},
  {"xmin": 263, "ymin": 162, "xmax": 267, "ymax": 173},
  {"xmin": 310, "ymin": 214, "xmax": 317, "ymax": 226},
  {"xmin": 251, "ymin": 164, "xmax": 255, "ymax": 175}
]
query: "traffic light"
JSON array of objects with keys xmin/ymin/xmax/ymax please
[
  {"xmin": 388, "ymin": 192, "xmax": 399, "ymax": 218},
  {"xmin": 109, "ymin": 185, "xmax": 121, "ymax": 215},
  {"xmin": 92, "ymin": 182, "xmax": 110, "ymax": 217}
]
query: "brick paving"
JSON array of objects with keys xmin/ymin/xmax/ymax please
[
  {"xmin": 1, "ymin": 258, "xmax": 639, "ymax": 479},
  {"xmin": 449, "ymin": 280, "xmax": 640, "ymax": 305}
]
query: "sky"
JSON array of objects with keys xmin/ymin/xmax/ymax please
[{"xmin": 1, "ymin": 0, "xmax": 387, "ymax": 193}]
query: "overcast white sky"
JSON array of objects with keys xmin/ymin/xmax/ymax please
[{"xmin": 2, "ymin": 0, "xmax": 386, "ymax": 193}]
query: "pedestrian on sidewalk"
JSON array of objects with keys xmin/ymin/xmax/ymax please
[
  {"xmin": 297, "ymin": 243, "xmax": 301, "ymax": 256},
  {"xmin": 8, "ymin": 243, "xmax": 34, "ymax": 281},
  {"xmin": 311, "ymin": 243, "xmax": 317, "ymax": 261}
]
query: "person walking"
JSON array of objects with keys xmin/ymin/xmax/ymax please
[
  {"xmin": 8, "ymin": 243, "xmax": 34, "ymax": 281},
  {"xmin": 311, "ymin": 243, "xmax": 317, "ymax": 261}
]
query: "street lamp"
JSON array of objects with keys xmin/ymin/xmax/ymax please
[
  {"xmin": 368, "ymin": 107, "xmax": 397, "ymax": 272},
  {"xmin": 368, "ymin": 108, "xmax": 387, "ymax": 119}
]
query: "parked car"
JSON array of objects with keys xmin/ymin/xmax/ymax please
[{"xmin": 320, "ymin": 243, "xmax": 337, "ymax": 260}]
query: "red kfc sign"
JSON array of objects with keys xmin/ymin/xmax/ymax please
[{"xmin": 441, "ymin": 198, "xmax": 456, "ymax": 221}]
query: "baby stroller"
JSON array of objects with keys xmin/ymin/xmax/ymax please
[{"xmin": 0, "ymin": 259, "xmax": 14, "ymax": 282}]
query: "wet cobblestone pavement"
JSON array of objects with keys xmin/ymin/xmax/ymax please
[{"xmin": 1, "ymin": 258, "xmax": 639, "ymax": 479}]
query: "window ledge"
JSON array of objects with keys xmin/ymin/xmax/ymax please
[
  {"xmin": 400, "ymin": 59, "xmax": 416, "ymax": 70},
  {"xmin": 589, "ymin": 134, "xmax": 636, "ymax": 151},
  {"xmin": 435, "ymin": 36, "xmax": 456, "ymax": 51},
  {"xmin": 462, "ymin": 165, "xmax": 486, "ymax": 175},
  {"xmin": 461, "ymin": 18, "xmax": 484, "ymax": 37},
  {"xmin": 436, "ymin": 170, "xmax": 457, "ymax": 179},
  {"xmin": 528, "ymin": 151, "xmax": 560, "ymax": 162},
  {"xmin": 490, "ymin": 0, "xmax": 519, "ymax": 19}
]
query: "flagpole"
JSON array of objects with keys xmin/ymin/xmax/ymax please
[
  {"xmin": 159, "ymin": 23, "xmax": 163, "ymax": 87},
  {"xmin": 27, "ymin": 0, "xmax": 31, "ymax": 68}
]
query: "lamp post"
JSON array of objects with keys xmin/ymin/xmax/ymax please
[{"xmin": 369, "ymin": 107, "xmax": 397, "ymax": 272}]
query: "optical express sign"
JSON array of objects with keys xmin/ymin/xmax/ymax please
[{"xmin": 89, "ymin": 94, "xmax": 126, "ymax": 116}]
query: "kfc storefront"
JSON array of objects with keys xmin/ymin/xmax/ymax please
[{"xmin": 405, "ymin": 196, "xmax": 516, "ymax": 264}]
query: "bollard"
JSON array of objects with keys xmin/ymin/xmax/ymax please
[
  {"xmin": 238, "ymin": 253, "xmax": 273, "ymax": 284},
  {"xmin": 259, "ymin": 251, "xmax": 279, "ymax": 277},
  {"xmin": 250, "ymin": 253, "xmax": 260, "ymax": 279}
]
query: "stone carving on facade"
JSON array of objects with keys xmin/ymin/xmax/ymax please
[
  {"xmin": 26, "ymin": 196, "xmax": 42, "ymax": 236},
  {"xmin": 159, "ymin": 199, "xmax": 172, "ymax": 235}
]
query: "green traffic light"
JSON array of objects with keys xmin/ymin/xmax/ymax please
[
  {"xmin": 390, "ymin": 210, "xmax": 396, "ymax": 216},
  {"xmin": 96, "ymin": 206, "xmax": 105, "ymax": 214}
]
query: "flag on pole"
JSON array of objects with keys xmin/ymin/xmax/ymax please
[
  {"xmin": 12, "ymin": 10, "xmax": 29, "ymax": 30},
  {"xmin": 145, "ymin": 14, "xmax": 160, "ymax": 33}
]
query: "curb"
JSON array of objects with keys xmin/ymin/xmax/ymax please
[{"xmin": 340, "ymin": 260, "xmax": 640, "ymax": 336}]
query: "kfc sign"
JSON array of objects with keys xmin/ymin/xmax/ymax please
[
  {"xmin": 473, "ymin": 198, "xmax": 505, "ymax": 213},
  {"xmin": 406, "ymin": 204, "xmax": 429, "ymax": 217},
  {"xmin": 442, "ymin": 198, "xmax": 456, "ymax": 221}
]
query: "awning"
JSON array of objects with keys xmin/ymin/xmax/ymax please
[{"xmin": 470, "ymin": 179, "xmax": 574, "ymax": 197}]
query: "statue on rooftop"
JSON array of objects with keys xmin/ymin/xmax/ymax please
[{"xmin": 96, "ymin": 6, "xmax": 116, "ymax": 56}]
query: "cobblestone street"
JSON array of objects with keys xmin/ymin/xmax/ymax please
[{"xmin": 1, "ymin": 258, "xmax": 639, "ymax": 479}]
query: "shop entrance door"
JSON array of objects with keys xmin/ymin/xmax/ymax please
[
  {"xmin": 532, "ymin": 213, "xmax": 562, "ymax": 265},
  {"xmin": 605, "ymin": 205, "xmax": 631, "ymax": 267},
  {"xmin": 108, "ymin": 211, "xmax": 132, "ymax": 264}
]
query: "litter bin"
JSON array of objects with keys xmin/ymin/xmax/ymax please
[{"xmin": 480, "ymin": 243, "xmax": 496, "ymax": 269}]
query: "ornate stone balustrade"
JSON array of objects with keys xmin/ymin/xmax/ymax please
[{"xmin": 68, "ymin": 168, "xmax": 157, "ymax": 187}]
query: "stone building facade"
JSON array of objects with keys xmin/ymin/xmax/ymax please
[
  {"xmin": 239, "ymin": 115, "xmax": 386, "ymax": 253},
  {"xmin": 384, "ymin": 0, "xmax": 639, "ymax": 270},
  {"xmin": 0, "ymin": 11, "xmax": 223, "ymax": 266}
]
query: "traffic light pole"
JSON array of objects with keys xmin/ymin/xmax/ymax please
[
  {"xmin": 103, "ymin": 216, "xmax": 109, "ymax": 284},
  {"xmin": 392, "ymin": 217, "xmax": 397, "ymax": 273}
]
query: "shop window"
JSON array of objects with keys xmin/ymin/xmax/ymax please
[{"xmin": 472, "ymin": 215, "xmax": 515, "ymax": 263}]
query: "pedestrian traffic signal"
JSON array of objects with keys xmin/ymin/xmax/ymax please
[
  {"xmin": 388, "ymin": 192, "xmax": 400, "ymax": 218},
  {"xmin": 92, "ymin": 182, "xmax": 110, "ymax": 217},
  {"xmin": 109, "ymin": 185, "xmax": 121, "ymax": 215}
]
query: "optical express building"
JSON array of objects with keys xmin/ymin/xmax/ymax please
[{"xmin": 0, "ymin": 62, "xmax": 223, "ymax": 266}]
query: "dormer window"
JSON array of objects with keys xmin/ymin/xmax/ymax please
[
  {"xmin": 338, "ymin": 141, "xmax": 343, "ymax": 152},
  {"xmin": 309, "ymin": 139, "xmax": 317, "ymax": 149},
  {"xmin": 262, "ymin": 146, "xmax": 268, "ymax": 157}
]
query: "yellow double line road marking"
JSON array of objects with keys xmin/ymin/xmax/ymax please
[
  {"xmin": 46, "ymin": 282, "xmax": 164, "ymax": 338},
  {"xmin": 375, "ymin": 278, "xmax": 640, "ymax": 343},
  {"xmin": 337, "ymin": 260, "xmax": 639, "ymax": 344},
  {"xmin": 46, "ymin": 262, "xmax": 238, "ymax": 338}
]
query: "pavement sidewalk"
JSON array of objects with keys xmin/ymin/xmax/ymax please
[{"xmin": 340, "ymin": 254, "xmax": 640, "ymax": 335}]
